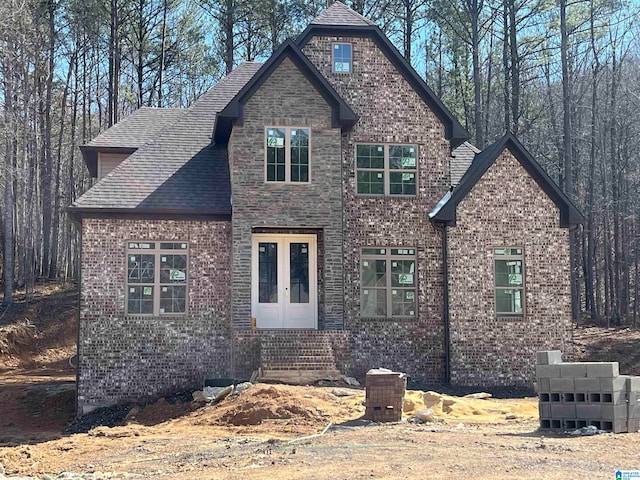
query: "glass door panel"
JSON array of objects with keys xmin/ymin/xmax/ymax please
[
  {"xmin": 258, "ymin": 242, "xmax": 278, "ymax": 303},
  {"xmin": 289, "ymin": 242, "xmax": 309, "ymax": 304}
]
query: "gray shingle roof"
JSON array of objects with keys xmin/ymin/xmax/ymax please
[
  {"xmin": 84, "ymin": 107, "xmax": 184, "ymax": 148},
  {"xmin": 70, "ymin": 62, "xmax": 263, "ymax": 216},
  {"xmin": 311, "ymin": 1, "xmax": 376, "ymax": 26},
  {"xmin": 451, "ymin": 141, "xmax": 480, "ymax": 186}
]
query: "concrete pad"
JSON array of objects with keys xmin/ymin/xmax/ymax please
[
  {"xmin": 586, "ymin": 362, "xmax": 619, "ymax": 378},
  {"xmin": 560, "ymin": 363, "xmax": 588, "ymax": 378}
]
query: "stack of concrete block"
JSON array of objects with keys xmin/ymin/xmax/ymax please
[
  {"xmin": 364, "ymin": 368, "xmax": 406, "ymax": 422},
  {"xmin": 536, "ymin": 350, "xmax": 640, "ymax": 433}
]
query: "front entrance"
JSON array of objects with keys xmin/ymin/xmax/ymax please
[{"xmin": 251, "ymin": 234, "xmax": 317, "ymax": 329}]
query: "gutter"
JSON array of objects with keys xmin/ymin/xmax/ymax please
[{"xmin": 433, "ymin": 221, "xmax": 451, "ymax": 384}]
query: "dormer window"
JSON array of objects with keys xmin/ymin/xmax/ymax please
[{"xmin": 333, "ymin": 43, "xmax": 352, "ymax": 73}]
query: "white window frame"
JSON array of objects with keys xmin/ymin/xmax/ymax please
[
  {"xmin": 494, "ymin": 247, "xmax": 525, "ymax": 317},
  {"xmin": 126, "ymin": 241, "xmax": 189, "ymax": 316},
  {"xmin": 355, "ymin": 144, "xmax": 418, "ymax": 196},
  {"xmin": 360, "ymin": 247, "xmax": 417, "ymax": 318},
  {"xmin": 265, "ymin": 127, "xmax": 311, "ymax": 183},
  {"xmin": 332, "ymin": 42, "xmax": 352, "ymax": 73}
]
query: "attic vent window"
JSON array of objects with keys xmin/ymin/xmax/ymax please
[{"xmin": 333, "ymin": 43, "xmax": 352, "ymax": 73}]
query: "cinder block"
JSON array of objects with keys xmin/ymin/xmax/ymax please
[
  {"xmin": 551, "ymin": 403, "xmax": 576, "ymax": 418},
  {"xmin": 536, "ymin": 364, "xmax": 561, "ymax": 379},
  {"xmin": 600, "ymin": 375, "xmax": 628, "ymax": 391},
  {"xmin": 628, "ymin": 418, "xmax": 640, "ymax": 433},
  {"xmin": 601, "ymin": 404, "xmax": 628, "ymax": 420},
  {"xmin": 537, "ymin": 377, "xmax": 550, "ymax": 393},
  {"xmin": 539, "ymin": 403, "xmax": 551, "ymax": 418},
  {"xmin": 600, "ymin": 390, "xmax": 628, "ymax": 405},
  {"xmin": 575, "ymin": 377, "xmax": 600, "ymax": 392},
  {"xmin": 560, "ymin": 363, "xmax": 587, "ymax": 378},
  {"xmin": 627, "ymin": 376, "xmax": 640, "ymax": 392},
  {"xmin": 586, "ymin": 362, "xmax": 619, "ymax": 378},
  {"xmin": 612, "ymin": 418, "xmax": 628, "ymax": 433},
  {"xmin": 550, "ymin": 377, "xmax": 575, "ymax": 392},
  {"xmin": 537, "ymin": 350, "xmax": 563, "ymax": 366},
  {"xmin": 576, "ymin": 404, "xmax": 602, "ymax": 419},
  {"xmin": 628, "ymin": 403, "xmax": 640, "ymax": 418}
]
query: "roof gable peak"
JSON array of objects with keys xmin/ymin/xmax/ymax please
[
  {"xmin": 311, "ymin": 1, "xmax": 376, "ymax": 26},
  {"xmin": 431, "ymin": 132, "xmax": 584, "ymax": 227},
  {"xmin": 214, "ymin": 39, "xmax": 357, "ymax": 144}
]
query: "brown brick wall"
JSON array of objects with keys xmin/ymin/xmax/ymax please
[
  {"xmin": 78, "ymin": 218, "xmax": 232, "ymax": 413},
  {"xmin": 447, "ymin": 149, "xmax": 573, "ymax": 386},
  {"xmin": 303, "ymin": 34, "xmax": 450, "ymax": 384}
]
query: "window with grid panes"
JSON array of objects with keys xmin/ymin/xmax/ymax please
[
  {"xmin": 266, "ymin": 127, "xmax": 309, "ymax": 182},
  {"xmin": 361, "ymin": 248, "xmax": 416, "ymax": 318},
  {"xmin": 494, "ymin": 247, "xmax": 525, "ymax": 317},
  {"xmin": 127, "ymin": 242, "xmax": 188, "ymax": 315},
  {"xmin": 356, "ymin": 144, "xmax": 417, "ymax": 195},
  {"xmin": 332, "ymin": 43, "xmax": 352, "ymax": 73}
]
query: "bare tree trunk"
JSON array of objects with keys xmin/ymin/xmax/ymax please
[
  {"xmin": 2, "ymin": 56, "xmax": 16, "ymax": 304},
  {"xmin": 560, "ymin": 0, "xmax": 579, "ymax": 321}
]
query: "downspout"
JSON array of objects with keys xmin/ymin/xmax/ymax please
[{"xmin": 434, "ymin": 222, "xmax": 451, "ymax": 384}]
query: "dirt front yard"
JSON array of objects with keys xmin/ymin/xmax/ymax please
[{"xmin": 1, "ymin": 286, "xmax": 639, "ymax": 479}]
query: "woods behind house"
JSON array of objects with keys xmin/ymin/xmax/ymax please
[{"xmin": 0, "ymin": 0, "xmax": 638, "ymax": 325}]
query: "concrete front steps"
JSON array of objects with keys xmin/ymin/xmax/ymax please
[{"xmin": 258, "ymin": 331, "xmax": 341, "ymax": 384}]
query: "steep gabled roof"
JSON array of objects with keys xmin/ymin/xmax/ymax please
[
  {"xmin": 430, "ymin": 133, "xmax": 584, "ymax": 227},
  {"xmin": 311, "ymin": 1, "xmax": 376, "ymax": 26},
  {"xmin": 296, "ymin": 20, "xmax": 470, "ymax": 148},
  {"xmin": 69, "ymin": 62, "xmax": 262, "ymax": 219},
  {"xmin": 80, "ymin": 107, "xmax": 185, "ymax": 177},
  {"xmin": 214, "ymin": 40, "xmax": 358, "ymax": 144}
]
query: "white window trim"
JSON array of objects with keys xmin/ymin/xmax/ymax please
[
  {"xmin": 494, "ymin": 247, "xmax": 526, "ymax": 318},
  {"xmin": 264, "ymin": 127, "xmax": 311, "ymax": 184},
  {"xmin": 332, "ymin": 42, "xmax": 353, "ymax": 74},
  {"xmin": 126, "ymin": 241, "xmax": 189, "ymax": 316},
  {"xmin": 355, "ymin": 143, "xmax": 418, "ymax": 196}
]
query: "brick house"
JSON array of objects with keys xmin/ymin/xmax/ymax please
[{"xmin": 69, "ymin": 2, "xmax": 583, "ymax": 414}]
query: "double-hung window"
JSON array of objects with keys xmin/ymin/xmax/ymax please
[
  {"xmin": 333, "ymin": 43, "xmax": 352, "ymax": 73},
  {"xmin": 361, "ymin": 248, "xmax": 416, "ymax": 318},
  {"xmin": 356, "ymin": 144, "xmax": 417, "ymax": 195},
  {"xmin": 266, "ymin": 127, "xmax": 310, "ymax": 183},
  {"xmin": 127, "ymin": 242, "xmax": 188, "ymax": 315},
  {"xmin": 494, "ymin": 248, "xmax": 525, "ymax": 317}
]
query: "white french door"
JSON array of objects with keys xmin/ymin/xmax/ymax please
[{"xmin": 251, "ymin": 234, "xmax": 317, "ymax": 329}]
